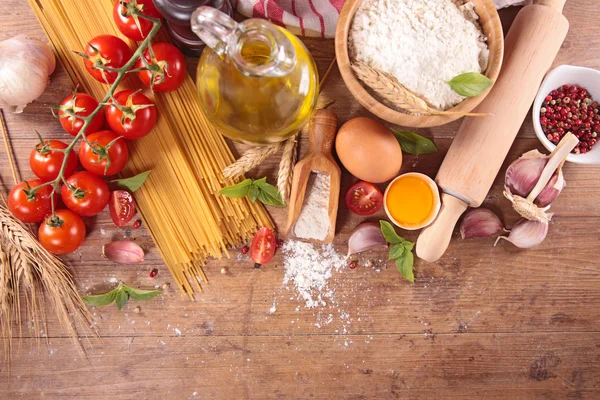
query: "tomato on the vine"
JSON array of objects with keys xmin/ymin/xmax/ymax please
[
  {"xmin": 109, "ymin": 190, "xmax": 136, "ymax": 227},
  {"xmin": 61, "ymin": 171, "xmax": 110, "ymax": 217},
  {"xmin": 7, "ymin": 179, "xmax": 56, "ymax": 223},
  {"xmin": 83, "ymin": 35, "xmax": 133, "ymax": 84},
  {"xmin": 345, "ymin": 181, "xmax": 383, "ymax": 216},
  {"xmin": 79, "ymin": 130, "xmax": 129, "ymax": 176},
  {"xmin": 113, "ymin": 0, "xmax": 161, "ymax": 41},
  {"xmin": 29, "ymin": 139, "xmax": 78, "ymax": 182},
  {"xmin": 250, "ymin": 227, "xmax": 276, "ymax": 266},
  {"xmin": 106, "ymin": 90, "xmax": 157, "ymax": 139},
  {"xmin": 38, "ymin": 209, "xmax": 86, "ymax": 255},
  {"xmin": 58, "ymin": 91, "xmax": 105, "ymax": 136},
  {"xmin": 136, "ymin": 43, "xmax": 186, "ymax": 92}
]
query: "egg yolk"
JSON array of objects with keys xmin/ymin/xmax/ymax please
[{"xmin": 386, "ymin": 175, "xmax": 434, "ymax": 227}]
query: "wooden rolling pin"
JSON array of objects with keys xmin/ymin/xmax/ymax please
[{"xmin": 416, "ymin": 0, "xmax": 569, "ymax": 262}]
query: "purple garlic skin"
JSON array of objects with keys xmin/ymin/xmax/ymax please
[
  {"xmin": 460, "ymin": 208, "xmax": 504, "ymax": 239},
  {"xmin": 494, "ymin": 217, "xmax": 551, "ymax": 249},
  {"xmin": 102, "ymin": 241, "xmax": 145, "ymax": 264},
  {"xmin": 505, "ymin": 150, "xmax": 547, "ymax": 197},
  {"xmin": 347, "ymin": 222, "xmax": 387, "ymax": 258},
  {"xmin": 534, "ymin": 168, "xmax": 565, "ymax": 207}
]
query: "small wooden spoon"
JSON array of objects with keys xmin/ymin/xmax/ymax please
[{"xmin": 286, "ymin": 110, "xmax": 341, "ymax": 244}]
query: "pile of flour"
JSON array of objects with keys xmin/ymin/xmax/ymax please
[{"xmin": 349, "ymin": 0, "xmax": 489, "ymax": 110}]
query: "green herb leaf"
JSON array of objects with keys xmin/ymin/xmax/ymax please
[
  {"xmin": 248, "ymin": 185, "xmax": 260, "ymax": 202},
  {"xmin": 391, "ymin": 130, "xmax": 438, "ymax": 155},
  {"xmin": 126, "ymin": 286, "xmax": 163, "ymax": 301},
  {"xmin": 389, "ymin": 243, "xmax": 405, "ymax": 259},
  {"xmin": 219, "ymin": 179, "xmax": 252, "ymax": 198},
  {"xmin": 255, "ymin": 180, "xmax": 285, "ymax": 207},
  {"xmin": 396, "ymin": 251, "xmax": 415, "ymax": 283},
  {"xmin": 111, "ymin": 170, "xmax": 151, "ymax": 192},
  {"xmin": 447, "ymin": 72, "xmax": 493, "ymax": 97},
  {"xmin": 115, "ymin": 290, "xmax": 129, "ymax": 310},
  {"xmin": 82, "ymin": 290, "xmax": 118, "ymax": 307},
  {"xmin": 380, "ymin": 220, "xmax": 402, "ymax": 244}
]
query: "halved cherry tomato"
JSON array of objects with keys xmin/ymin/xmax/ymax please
[
  {"xmin": 83, "ymin": 35, "xmax": 133, "ymax": 84},
  {"xmin": 8, "ymin": 179, "xmax": 57, "ymax": 223},
  {"xmin": 109, "ymin": 190, "xmax": 136, "ymax": 226},
  {"xmin": 136, "ymin": 43, "xmax": 186, "ymax": 92},
  {"xmin": 106, "ymin": 90, "xmax": 157, "ymax": 139},
  {"xmin": 38, "ymin": 209, "xmax": 86, "ymax": 255},
  {"xmin": 79, "ymin": 130, "xmax": 129, "ymax": 176},
  {"xmin": 345, "ymin": 181, "xmax": 384, "ymax": 216},
  {"xmin": 61, "ymin": 172, "xmax": 110, "ymax": 217},
  {"xmin": 250, "ymin": 227, "xmax": 276, "ymax": 266},
  {"xmin": 30, "ymin": 140, "xmax": 78, "ymax": 182},
  {"xmin": 58, "ymin": 92, "xmax": 105, "ymax": 136},
  {"xmin": 113, "ymin": 0, "xmax": 161, "ymax": 41}
]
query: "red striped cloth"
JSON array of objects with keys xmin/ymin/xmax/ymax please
[{"xmin": 233, "ymin": 0, "xmax": 528, "ymax": 39}]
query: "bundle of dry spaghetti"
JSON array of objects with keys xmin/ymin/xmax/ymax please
[{"xmin": 28, "ymin": 0, "xmax": 272, "ymax": 298}]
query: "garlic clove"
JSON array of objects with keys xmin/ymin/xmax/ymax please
[
  {"xmin": 494, "ymin": 217, "xmax": 551, "ymax": 249},
  {"xmin": 347, "ymin": 222, "xmax": 388, "ymax": 258},
  {"xmin": 534, "ymin": 167, "xmax": 565, "ymax": 208},
  {"xmin": 459, "ymin": 208, "xmax": 504, "ymax": 239},
  {"xmin": 504, "ymin": 150, "xmax": 547, "ymax": 197},
  {"xmin": 102, "ymin": 241, "xmax": 145, "ymax": 264}
]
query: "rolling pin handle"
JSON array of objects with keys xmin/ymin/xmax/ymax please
[
  {"xmin": 533, "ymin": 0, "xmax": 567, "ymax": 13},
  {"xmin": 416, "ymin": 193, "xmax": 469, "ymax": 263}
]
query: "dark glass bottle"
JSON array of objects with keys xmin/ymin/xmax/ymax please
[{"xmin": 153, "ymin": 0, "xmax": 233, "ymax": 56}]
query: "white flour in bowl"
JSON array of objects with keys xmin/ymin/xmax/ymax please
[{"xmin": 349, "ymin": 0, "xmax": 489, "ymax": 110}]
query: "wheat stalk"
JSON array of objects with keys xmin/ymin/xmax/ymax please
[
  {"xmin": 222, "ymin": 142, "xmax": 283, "ymax": 180},
  {"xmin": 351, "ymin": 61, "xmax": 490, "ymax": 117},
  {"xmin": 277, "ymin": 136, "xmax": 298, "ymax": 202}
]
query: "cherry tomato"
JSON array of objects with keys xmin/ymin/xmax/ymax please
[
  {"xmin": 83, "ymin": 35, "xmax": 133, "ymax": 84},
  {"xmin": 29, "ymin": 140, "xmax": 78, "ymax": 182},
  {"xmin": 79, "ymin": 130, "xmax": 129, "ymax": 176},
  {"xmin": 61, "ymin": 171, "xmax": 110, "ymax": 217},
  {"xmin": 38, "ymin": 209, "xmax": 86, "ymax": 255},
  {"xmin": 106, "ymin": 90, "xmax": 157, "ymax": 139},
  {"xmin": 8, "ymin": 179, "xmax": 56, "ymax": 223},
  {"xmin": 113, "ymin": 0, "xmax": 161, "ymax": 41},
  {"xmin": 109, "ymin": 190, "xmax": 136, "ymax": 227},
  {"xmin": 136, "ymin": 43, "xmax": 186, "ymax": 92},
  {"xmin": 345, "ymin": 181, "xmax": 384, "ymax": 216},
  {"xmin": 250, "ymin": 227, "xmax": 276, "ymax": 266},
  {"xmin": 58, "ymin": 92, "xmax": 105, "ymax": 136}
]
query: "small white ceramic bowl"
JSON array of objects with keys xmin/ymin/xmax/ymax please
[
  {"xmin": 383, "ymin": 173, "xmax": 441, "ymax": 231},
  {"xmin": 532, "ymin": 65, "xmax": 600, "ymax": 165}
]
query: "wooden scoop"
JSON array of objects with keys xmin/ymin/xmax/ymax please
[{"xmin": 286, "ymin": 110, "xmax": 341, "ymax": 244}]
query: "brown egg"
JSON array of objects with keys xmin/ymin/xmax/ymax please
[{"xmin": 335, "ymin": 117, "xmax": 403, "ymax": 183}]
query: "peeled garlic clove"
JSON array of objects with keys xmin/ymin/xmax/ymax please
[
  {"xmin": 504, "ymin": 150, "xmax": 548, "ymax": 197},
  {"xmin": 460, "ymin": 208, "xmax": 504, "ymax": 239},
  {"xmin": 534, "ymin": 168, "xmax": 565, "ymax": 208},
  {"xmin": 494, "ymin": 217, "xmax": 551, "ymax": 249},
  {"xmin": 347, "ymin": 222, "xmax": 387, "ymax": 258},
  {"xmin": 102, "ymin": 241, "xmax": 144, "ymax": 264}
]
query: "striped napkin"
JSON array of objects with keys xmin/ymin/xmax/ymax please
[{"xmin": 233, "ymin": 0, "xmax": 530, "ymax": 38}]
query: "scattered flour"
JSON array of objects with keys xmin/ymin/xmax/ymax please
[{"xmin": 293, "ymin": 173, "xmax": 331, "ymax": 241}]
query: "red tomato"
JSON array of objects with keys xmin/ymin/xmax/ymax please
[
  {"xmin": 136, "ymin": 43, "xmax": 186, "ymax": 92},
  {"xmin": 345, "ymin": 181, "xmax": 384, "ymax": 216},
  {"xmin": 106, "ymin": 90, "xmax": 157, "ymax": 139},
  {"xmin": 83, "ymin": 35, "xmax": 133, "ymax": 84},
  {"xmin": 109, "ymin": 190, "xmax": 136, "ymax": 227},
  {"xmin": 79, "ymin": 130, "xmax": 129, "ymax": 176},
  {"xmin": 61, "ymin": 172, "xmax": 110, "ymax": 217},
  {"xmin": 58, "ymin": 92, "xmax": 105, "ymax": 136},
  {"xmin": 7, "ymin": 179, "xmax": 56, "ymax": 223},
  {"xmin": 29, "ymin": 140, "xmax": 78, "ymax": 182},
  {"xmin": 38, "ymin": 209, "xmax": 86, "ymax": 255},
  {"xmin": 113, "ymin": 0, "xmax": 161, "ymax": 41},
  {"xmin": 250, "ymin": 227, "xmax": 276, "ymax": 266}
]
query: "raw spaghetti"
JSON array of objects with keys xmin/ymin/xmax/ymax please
[{"xmin": 28, "ymin": 0, "xmax": 273, "ymax": 298}]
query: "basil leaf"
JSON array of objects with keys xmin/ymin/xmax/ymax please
[
  {"xmin": 396, "ymin": 251, "xmax": 414, "ymax": 283},
  {"xmin": 82, "ymin": 289, "xmax": 118, "ymax": 307},
  {"xmin": 389, "ymin": 243, "xmax": 404, "ymax": 259},
  {"xmin": 448, "ymin": 72, "xmax": 493, "ymax": 97},
  {"xmin": 253, "ymin": 177, "xmax": 268, "ymax": 186},
  {"xmin": 255, "ymin": 181, "xmax": 285, "ymax": 207},
  {"xmin": 248, "ymin": 185, "xmax": 260, "ymax": 202},
  {"xmin": 125, "ymin": 286, "xmax": 163, "ymax": 301},
  {"xmin": 380, "ymin": 220, "xmax": 402, "ymax": 244},
  {"xmin": 391, "ymin": 130, "xmax": 438, "ymax": 155},
  {"xmin": 402, "ymin": 241, "xmax": 414, "ymax": 252},
  {"xmin": 111, "ymin": 171, "xmax": 151, "ymax": 192},
  {"xmin": 219, "ymin": 179, "xmax": 252, "ymax": 198},
  {"xmin": 115, "ymin": 290, "xmax": 130, "ymax": 310}
]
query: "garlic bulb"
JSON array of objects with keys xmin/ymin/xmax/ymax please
[
  {"xmin": 347, "ymin": 222, "xmax": 387, "ymax": 258},
  {"xmin": 0, "ymin": 35, "xmax": 56, "ymax": 113},
  {"xmin": 460, "ymin": 208, "xmax": 504, "ymax": 239},
  {"xmin": 494, "ymin": 217, "xmax": 551, "ymax": 249}
]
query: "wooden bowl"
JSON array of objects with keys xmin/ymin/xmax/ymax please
[{"xmin": 335, "ymin": 0, "xmax": 504, "ymax": 128}]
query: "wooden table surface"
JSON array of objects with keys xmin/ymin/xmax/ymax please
[{"xmin": 2, "ymin": 1, "xmax": 600, "ymax": 399}]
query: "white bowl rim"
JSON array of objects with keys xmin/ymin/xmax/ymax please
[
  {"xmin": 532, "ymin": 64, "xmax": 600, "ymax": 165},
  {"xmin": 383, "ymin": 172, "xmax": 441, "ymax": 231}
]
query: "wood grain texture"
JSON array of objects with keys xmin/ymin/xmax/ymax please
[{"xmin": 1, "ymin": 0, "xmax": 600, "ymax": 398}]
